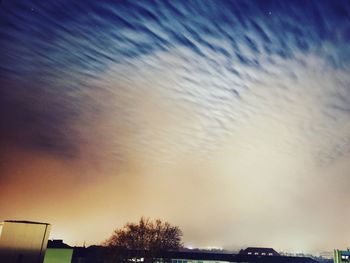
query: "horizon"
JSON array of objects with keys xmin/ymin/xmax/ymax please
[
  {"xmin": 46, "ymin": 235, "xmax": 334, "ymax": 257},
  {"xmin": 1, "ymin": 0, "xmax": 350, "ymax": 255}
]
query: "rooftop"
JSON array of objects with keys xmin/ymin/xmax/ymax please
[{"xmin": 3, "ymin": 220, "xmax": 50, "ymax": 225}]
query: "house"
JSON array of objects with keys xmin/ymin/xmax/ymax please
[{"xmin": 239, "ymin": 247, "xmax": 280, "ymax": 257}]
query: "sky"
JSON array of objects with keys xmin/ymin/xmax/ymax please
[{"xmin": 1, "ymin": 0, "xmax": 350, "ymax": 254}]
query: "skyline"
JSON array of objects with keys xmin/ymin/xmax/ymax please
[{"xmin": 1, "ymin": 0, "xmax": 350, "ymax": 253}]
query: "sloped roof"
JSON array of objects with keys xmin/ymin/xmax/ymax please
[
  {"xmin": 240, "ymin": 247, "xmax": 280, "ymax": 255},
  {"xmin": 4, "ymin": 220, "xmax": 50, "ymax": 225}
]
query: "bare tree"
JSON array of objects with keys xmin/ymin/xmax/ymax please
[{"xmin": 104, "ymin": 217, "xmax": 183, "ymax": 262}]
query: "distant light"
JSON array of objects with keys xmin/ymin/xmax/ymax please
[{"xmin": 205, "ymin": 246, "xmax": 223, "ymax": 250}]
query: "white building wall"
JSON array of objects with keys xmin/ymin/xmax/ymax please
[{"xmin": 0, "ymin": 221, "xmax": 51, "ymax": 263}]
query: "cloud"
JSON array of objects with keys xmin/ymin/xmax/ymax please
[
  {"xmin": 1, "ymin": 0, "xmax": 350, "ymax": 252},
  {"xmin": 1, "ymin": 0, "xmax": 349, "ymax": 163}
]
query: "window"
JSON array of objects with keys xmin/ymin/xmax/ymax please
[{"xmin": 341, "ymin": 255, "xmax": 349, "ymax": 260}]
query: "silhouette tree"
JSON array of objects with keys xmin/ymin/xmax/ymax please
[{"xmin": 104, "ymin": 217, "xmax": 183, "ymax": 262}]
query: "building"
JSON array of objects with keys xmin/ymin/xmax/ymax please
[
  {"xmin": 334, "ymin": 249, "xmax": 350, "ymax": 263},
  {"xmin": 44, "ymin": 240, "xmax": 74, "ymax": 263},
  {"xmin": 239, "ymin": 247, "xmax": 280, "ymax": 257},
  {"xmin": 0, "ymin": 220, "xmax": 51, "ymax": 263}
]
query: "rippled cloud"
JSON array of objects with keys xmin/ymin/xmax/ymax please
[
  {"xmin": 1, "ymin": 0, "xmax": 350, "ymax": 164},
  {"xmin": 1, "ymin": 0, "xmax": 350, "ymax": 252}
]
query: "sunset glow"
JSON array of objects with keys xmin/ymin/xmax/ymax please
[{"xmin": 1, "ymin": 0, "xmax": 350, "ymax": 254}]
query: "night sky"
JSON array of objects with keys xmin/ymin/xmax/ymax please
[{"xmin": 1, "ymin": 0, "xmax": 350, "ymax": 254}]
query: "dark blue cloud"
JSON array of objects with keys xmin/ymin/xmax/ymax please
[
  {"xmin": 0, "ymin": 0, "xmax": 350, "ymax": 160},
  {"xmin": 1, "ymin": 0, "xmax": 349, "ymax": 78}
]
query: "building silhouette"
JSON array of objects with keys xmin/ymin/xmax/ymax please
[{"xmin": 239, "ymin": 247, "xmax": 280, "ymax": 257}]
